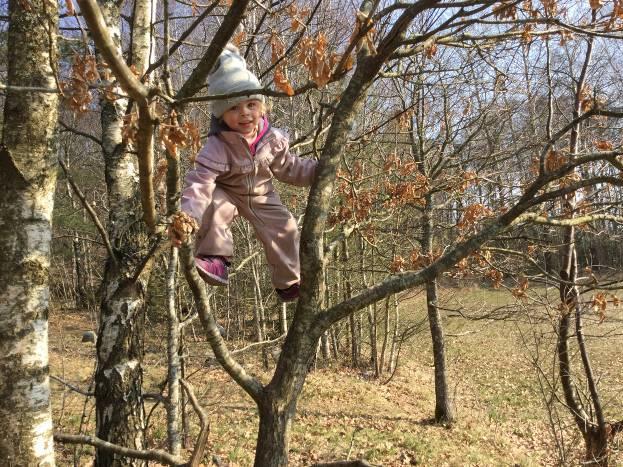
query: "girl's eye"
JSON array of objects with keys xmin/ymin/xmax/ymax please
[{"xmin": 248, "ymin": 103, "xmax": 256, "ymax": 109}]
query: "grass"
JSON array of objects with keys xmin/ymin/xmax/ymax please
[{"xmin": 48, "ymin": 285, "xmax": 623, "ymax": 466}]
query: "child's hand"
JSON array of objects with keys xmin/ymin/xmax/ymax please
[{"xmin": 169, "ymin": 212, "xmax": 199, "ymax": 247}]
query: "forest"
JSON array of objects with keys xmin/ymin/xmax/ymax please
[{"xmin": 1, "ymin": 0, "xmax": 623, "ymax": 465}]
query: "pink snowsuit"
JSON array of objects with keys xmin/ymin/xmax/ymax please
[{"xmin": 181, "ymin": 118, "xmax": 317, "ymax": 289}]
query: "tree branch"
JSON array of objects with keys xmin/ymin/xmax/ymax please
[
  {"xmin": 58, "ymin": 159, "xmax": 117, "ymax": 268},
  {"xmin": 175, "ymin": 0, "xmax": 251, "ymax": 101},
  {"xmin": 53, "ymin": 433, "xmax": 185, "ymax": 466},
  {"xmin": 180, "ymin": 246, "xmax": 264, "ymax": 403},
  {"xmin": 180, "ymin": 379, "xmax": 210, "ymax": 467}
]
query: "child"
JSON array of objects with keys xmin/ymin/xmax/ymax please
[{"xmin": 172, "ymin": 45, "xmax": 317, "ymax": 302}]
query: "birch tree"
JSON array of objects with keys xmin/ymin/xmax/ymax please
[{"xmin": 0, "ymin": 0, "xmax": 59, "ymax": 463}]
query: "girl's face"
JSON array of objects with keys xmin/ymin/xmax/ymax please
[{"xmin": 222, "ymin": 99, "xmax": 263, "ymax": 137}]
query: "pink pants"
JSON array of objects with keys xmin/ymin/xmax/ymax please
[{"xmin": 195, "ymin": 186, "xmax": 300, "ymax": 289}]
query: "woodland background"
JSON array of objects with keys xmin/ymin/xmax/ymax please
[{"xmin": 1, "ymin": 0, "xmax": 623, "ymax": 466}]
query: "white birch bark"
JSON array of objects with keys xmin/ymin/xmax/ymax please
[{"xmin": 0, "ymin": 0, "xmax": 59, "ymax": 463}]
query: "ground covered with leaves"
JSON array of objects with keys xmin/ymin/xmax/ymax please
[{"xmin": 49, "ymin": 286, "xmax": 623, "ymax": 466}]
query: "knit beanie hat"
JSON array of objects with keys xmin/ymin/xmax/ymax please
[{"xmin": 208, "ymin": 44, "xmax": 265, "ymax": 118}]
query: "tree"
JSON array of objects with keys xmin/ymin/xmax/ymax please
[{"xmin": 0, "ymin": 0, "xmax": 60, "ymax": 463}]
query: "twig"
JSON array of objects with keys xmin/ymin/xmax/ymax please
[
  {"xmin": 180, "ymin": 379, "xmax": 210, "ymax": 467},
  {"xmin": 58, "ymin": 119, "xmax": 102, "ymax": 147},
  {"xmin": 203, "ymin": 333, "xmax": 286, "ymax": 367},
  {"xmin": 50, "ymin": 374, "xmax": 94, "ymax": 397},
  {"xmin": 58, "ymin": 159, "xmax": 117, "ymax": 268}
]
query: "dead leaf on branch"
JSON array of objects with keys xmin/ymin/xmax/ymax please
[
  {"xmin": 170, "ymin": 211, "xmax": 198, "ymax": 245},
  {"xmin": 158, "ymin": 110, "xmax": 201, "ymax": 157},
  {"xmin": 541, "ymin": 0, "xmax": 557, "ymax": 16},
  {"xmin": 122, "ymin": 111, "xmax": 139, "ymax": 145},
  {"xmin": 511, "ymin": 276, "xmax": 529, "ymax": 298},
  {"xmin": 350, "ymin": 10, "xmax": 376, "ymax": 54},
  {"xmin": 592, "ymin": 292, "xmax": 607, "ymax": 323},
  {"xmin": 579, "ymin": 84, "xmax": 594, "ymax": 112},
  {"xmin": 589, "ymin": 0, "xmax": 604, "ymax": 9},
  {"xmin": 271, "ymin": 34, "xmax": 295, "ymax": 96},
  {"xmin": 545, "ymin": 149, "xmax": 566, "ymax": 172},
  {"xmin": 390, "ymin": 255, "xmax": 406, "ymax": 273},
  {"xmin": 154, "ymin": 158, "xmax": 168, "ymax": 189},
  {"xmin": 295, "ymin": 34, "xmax": 336, "ymax": 87},
  {"xmin": 232, "ymin": 30, "xmax": 246, "ymax": 48},
  {"xmin": 274, "ymin": 68, "xmax": 295, "ymax": 96},
  {"xmin": 424, "ymin": 40, "xmax": 438, "ymax": 59},
  {"xmin": 458, "ymin": 204, "xmax": 494, "ymax": 231},
  {"xmin": 493, "ymin": 1, "xmax": 518, "ymax": 20},
  {"xmin": 60, "ymin": 54, "xmax": 100, "ymax": 113},
  {"xmin": 486, "ymin": 268, "xmax": 504, "ymax": 289},
  {"xmin": 286, "ymin": 4, "xmax": 310, "ymax": 32},
  {"xmin": 594, "ymin": 140, "xmax": 613, "ymax": 151}
]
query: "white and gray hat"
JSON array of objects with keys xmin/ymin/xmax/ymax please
[{"xmin": 208, "ymin": 44, "xmax": 265, "ymax": 118}]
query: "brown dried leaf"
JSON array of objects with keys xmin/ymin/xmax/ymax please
[
  {"xmin": 390, "ymin": 255, "xmax": 406, "ymax": 273},
  {"xmin": 541, "ymin": 0, "xmax": 557, "ymax": 15},
  {"xmin": 170, "ymin": 211, "xmax": 199, "ymax": 245},
  {"xmin": 595, "ymin": 140, "xmax": 613, "ymax": 151},
  {"xmin": 458, "ymin": 204, "xmax": 494, "ymax": 230},
  {"xmin": 511, "ymin": 276, "xmax": 529, "ymax": 298},
  {"xmin": 589, "ymin": 0, "xmax": 603, "ymax": 9},
  {"xmin": 545, "ymin": 149, "xmax": 566, "ymax": 172},
  {"xmin": 493, "ymin": 1, "xmax": 517, "ymax": 20},
  {"xmin": 232, "ymin": 31, "xmax": 246, "ymax": 48},
  {"xmin": 274, "ymin": 68, "xmax": 294, "ymax": 96}
]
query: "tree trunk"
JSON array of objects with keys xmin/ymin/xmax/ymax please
[
  {"xmin": 341, "ymin": 238, "xmax": 358, "ymax": 366},
  {"xmin": 94, "ymin": 2, "xmax": 150, "ymax": 463},
  {"xmin": 95, "ymin": 273, "xmax": 147, "ymax": 467},
  {"xmin": 166, "ymin": 249, "xmax": 182, "ymax": 456},
  {"xmin": 378, "ymin": 295, "xmax": 391, "ymax": 375},
  {"xmin": 73, "ymin": 236, "xmax": 89, "ymax": 309},
  {"xmin": 255, "ymin": 399, "xmax": 297, "ymax": 467},
  {"xmin": 388, "ymin": 295, "xmax": 399, "ymax": 373},
  {"xmin": 422, "ymin": 195, "xmax": 454, "ymax": 423},
  {"xmin": 254, "ymin": 328, "xmax": 320, "ymax": 466},
  {"xmin": 0, "ymin": 0, "xmax": 59, "ymax": 463},
  {"xmin": 426, "ymin": 278, "xmax": 454, "ymax": 423}
]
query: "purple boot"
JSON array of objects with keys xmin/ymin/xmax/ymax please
[
  {"xmin": 195, "ymin": 256, "xmax": 229, "ymax": 286},
  {"xmin": 276, "ymin": 283, "xmax": 300, "ymax": 302}
]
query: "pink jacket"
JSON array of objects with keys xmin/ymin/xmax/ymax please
[{"xmin": 181, "ymin": 120, "xmax": 317, "ymax": 222}]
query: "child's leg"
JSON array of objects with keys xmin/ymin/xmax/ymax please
[
  {"xmin": 195, "ymin": 187, "xmax": 238, "ymax": 260},
  {"xmin": 237, "ymin": 191, "xmax": 300, "ymax": 290}
]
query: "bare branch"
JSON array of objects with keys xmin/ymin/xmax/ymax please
[
  {"xmin": 53, "ymin": 433, "xmax": 185, "ymax": 466},
  {"xmin": 179, "ymin": 379, "xmax": 210, "ymax": 467},
  {"xmin": 50, "ymin": 375, "xmax": 94, "ymax": 397},
  {"xmin": 58, "ymin": 119, "xmax": 102, "ymax": 147},
  {"xmin": 58, "ymin": 159, "xmax": 117, "ymax": 268},
  {"xmin": 175, "ymin": 0, "xmax": 251, "ymax": 101},
  {"xmin": 180, "ymin": 246, "xmax": 264, "ymax": 402},
  {"xmin": 514, "ymin": 213, "xmax": 623, "ymax": 227}
]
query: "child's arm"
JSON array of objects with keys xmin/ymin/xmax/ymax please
[
  {"xmin": 181, "ymin": 163, "xmax": 219, "ymax": 223},
  {"xmin": 269, "ymin": 134, "xmax": 317, "ymax": 187},
  {"xmin": 179, "ymin": 137, "xmax": 229, "ymax": 223}
]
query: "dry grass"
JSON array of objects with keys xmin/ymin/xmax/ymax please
[{"xmin": 49, "ymin": 286, "xmax": 623, "ymax": 466}]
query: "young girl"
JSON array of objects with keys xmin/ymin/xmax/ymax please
[{"xmin": 172, "ymin": 45, "xmax": 316, "ymax": 302}]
